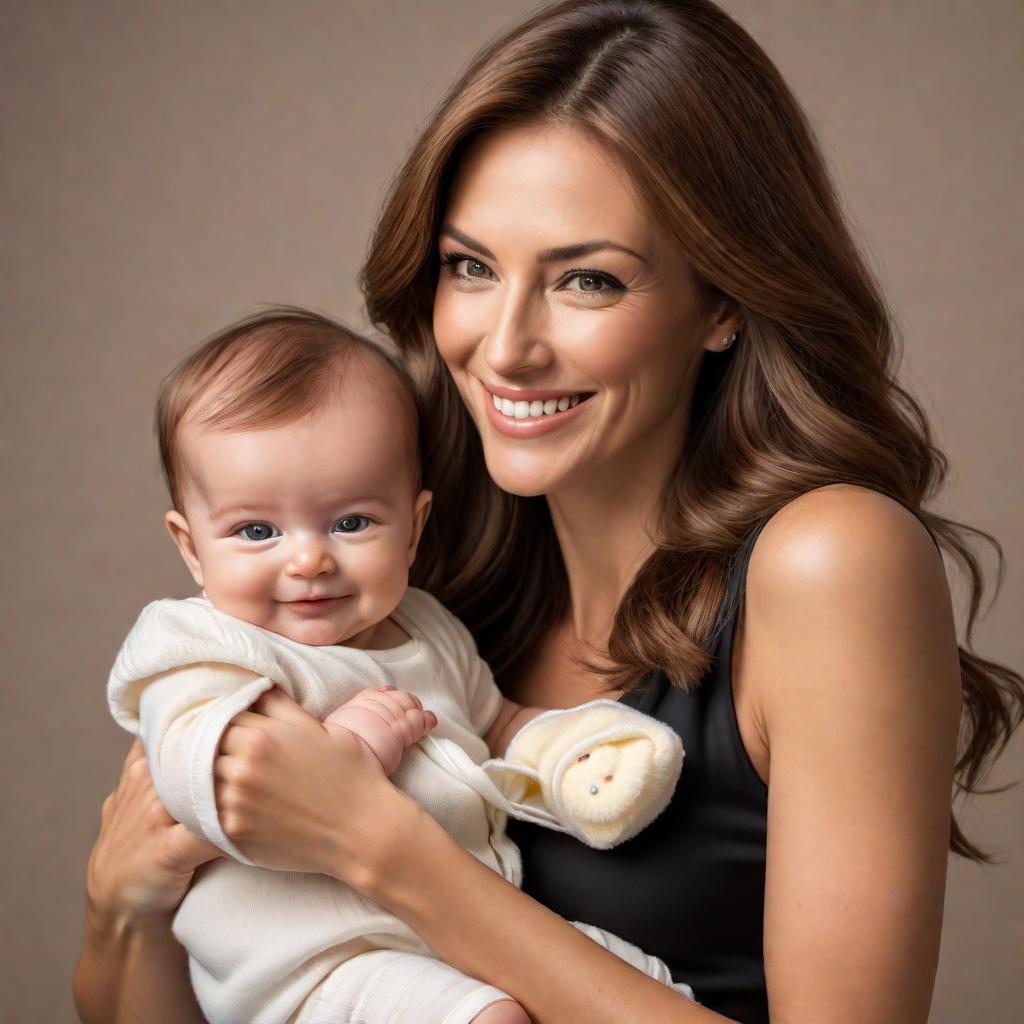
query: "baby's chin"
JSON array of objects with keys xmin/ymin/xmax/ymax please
[
  {"xmin": 232, "ymin": 605, "xmax": 362, "ymax": 647},
  {"xmin": 269, "ymin": 615, "xmax": 366, "ymax": 647}
]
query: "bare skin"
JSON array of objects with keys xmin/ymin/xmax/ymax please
[{"xmin": 76, "ymin": 124, "xmax": 961, "ymax": 1023}]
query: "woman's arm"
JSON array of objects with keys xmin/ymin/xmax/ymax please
[
  {"xmin": 743, "ymin": 486, "xmax": 961, "ymax": 1022},
  {"xmin": 217, "ymin": 692, "xmax": 731, "ymax": 1023},
  {"xmin": 74, "ymin": 741, "xmax": 218, "ymax": 1024}
]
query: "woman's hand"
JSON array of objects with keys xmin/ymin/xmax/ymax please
[
  {"xmin": 212, "ymin": 686, "xmax": 427, "ymax": 887},
  {"xmin": 75, "ymin": 740, "xmax": 219, "ymax": 1024},
  {"xmin": 85, "ymin": 739, "xmax": 223, "ymax": 927}
]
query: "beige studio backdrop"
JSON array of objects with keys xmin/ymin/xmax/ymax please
[{"xmin": 2, "ymin": 1, "xmax": 1022, "ymax": 1021}]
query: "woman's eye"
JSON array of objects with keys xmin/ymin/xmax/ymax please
[
  {"xmin": 440, "ymin": 251, "xmax": 493, "ymax": 281},
  {"xmin": 333, "ymin": 516, "xmax": 372, "ymax": 534},
  {"xmin": 239, "ymin": 523, "xmax": 278, "ymax": 542},
  {"xmin": 564, "ymin": 271, "xmax": 623, "ymax": 297}
]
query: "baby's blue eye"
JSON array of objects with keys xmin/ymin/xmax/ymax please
[
  {"xmin": 239, "ymin": 523, "xmax": 278, "ymax": 542},
  {"xmin": 334, "ymin": 516, "xmax": 371, "ymax": 534}
]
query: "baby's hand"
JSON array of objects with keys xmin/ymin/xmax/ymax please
[{"xmin": 323, "ymin": 686, "xmax": 438, "ymax": 776}]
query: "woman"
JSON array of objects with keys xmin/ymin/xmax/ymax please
[{"xmin": 74, "ymin": 2, "xmax": 1023, "ymax": 1022}]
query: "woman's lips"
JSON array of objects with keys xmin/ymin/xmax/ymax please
[{"xmin": 479, "ymin": 379, "xmax": 595, "ymax": 438}]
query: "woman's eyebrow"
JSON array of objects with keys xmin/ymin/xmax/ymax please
[
  {"xmin": 439, "ymin": 224, "xmax": 496, "ymax": 259},
  {"xmin": 537, "ymin": 240, "xmax": 648, "ymax": 264},
  {"xmin": 439, "ymin": 223, "xmax": 648, "ymax": 265}
]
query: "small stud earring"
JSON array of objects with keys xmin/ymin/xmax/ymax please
[{"xmin": 722, "ymin": 332, "xmax": 737, "ymax": 350}]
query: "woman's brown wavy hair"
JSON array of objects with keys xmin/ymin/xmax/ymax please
[{"xmin": 360, "ymin": 0, "xmax": 1022, "ymax": 860}]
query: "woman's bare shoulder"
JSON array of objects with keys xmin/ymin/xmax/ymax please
[
  {"xmin": 748, "ymin": 483, "xmax": 943, "ymax": 598},
  {"xmin": 742, "ymin": 482, "xmax": 958, "ymax": 719}
]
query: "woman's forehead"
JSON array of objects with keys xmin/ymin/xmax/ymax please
[{"xmin": 443, "ymin": 123, "xmax": 658, "ymax": 257}]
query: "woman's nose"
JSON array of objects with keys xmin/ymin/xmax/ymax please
[
  {"xmin": 483, "ymin": 288, "xmax": 552, "ymax": 377},
  {"xmin": 286, "ymin": 537, "xmax": 337, "ymax": 577}
]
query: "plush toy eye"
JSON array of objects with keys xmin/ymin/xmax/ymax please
[{"xmin": 578, "ymin": 753, "xmax": 590, "ymax": 763}]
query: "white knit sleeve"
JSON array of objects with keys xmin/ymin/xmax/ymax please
[
  {"xmin": 136, "ymin": 662, "xmax": 274, "ymax": 864},
  {"xmin": 106, "ymin": 599, "xmax": 294, "ymax": 864}
]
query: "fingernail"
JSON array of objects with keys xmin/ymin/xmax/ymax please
[
  {"xmin": 428, "ymin": 711, "xmax": 438, "ymax": 727},
  {"xmin": 379, "ymin": 684, "xmax": 396, "ymax": 691}
]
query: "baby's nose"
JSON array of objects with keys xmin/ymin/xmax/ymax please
[{"xmin": 288, "ymin": 540, "xmax": 337, "ymax": 576}]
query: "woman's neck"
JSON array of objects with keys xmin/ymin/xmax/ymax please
[{"xmin": 546, "ymin": 441, "xmax": 676, "ymax": 652}]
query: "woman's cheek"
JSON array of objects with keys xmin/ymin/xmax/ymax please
[{"xmin": 433, "ymin": 288, "xmax": 483, "ymax": 367}]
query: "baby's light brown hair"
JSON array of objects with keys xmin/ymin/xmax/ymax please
[{"xmin": 156, "ymin": 307, "xmax": 421, "ymax": 512}]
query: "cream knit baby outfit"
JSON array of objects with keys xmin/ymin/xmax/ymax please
[{"xmin": 108, "ymin": 588, "xmax": 693, "ymax": 1024}]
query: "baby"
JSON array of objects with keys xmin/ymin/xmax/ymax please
[{"xmin": 108, "ymin": 308, "xmax": 694, "ymax": 1024}]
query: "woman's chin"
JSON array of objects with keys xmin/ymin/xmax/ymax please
[{"xmin": 483, "ymin": 452, "xmax": 572, "ymax": 499}]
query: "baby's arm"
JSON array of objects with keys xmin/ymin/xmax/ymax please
[
  {"xmin": 483, "ymin": 697, "xmax": 543, "ymax": 758},
  {"xmin": 323, "ymin": 685, "xmax": 437, "ymax": 775},
  {"xmin": 483, "ymin": 700, "xmax": 684, "ymax": 850},
  {"xmin": 432, "ymin": 595, "xmax": 678, "ymax": 846}
]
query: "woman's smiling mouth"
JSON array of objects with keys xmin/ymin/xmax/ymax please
[{"xmin": 479, "ymin": 379, "xmax": 596, "ymax": 436}]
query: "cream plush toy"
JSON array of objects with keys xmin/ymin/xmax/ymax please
[{"xmin": 424, "ymin": 700, "xmax": 684, "ymax": 850}]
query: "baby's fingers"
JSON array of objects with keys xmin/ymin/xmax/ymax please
[
  {"xmin": 360, "ymin": 688, "xmax": 424, "ymax": 717},
  {"xmin": 400, "ymin": 706, "xmax": 438, "ymax": 746}
]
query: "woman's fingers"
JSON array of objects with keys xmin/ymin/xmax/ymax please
[
  {"xmin": 110, "ymin": 739, "xmax": 147, "ymax": 800},
  {"xmin": 86, "ymin": 740, "xmax": 222, "ymax": 922},
  {"xmin": 163, "ymin": 822, "xmax": 225, "ymax": 872},
  {"xmin": 250, "ymin": 685, "xmax": 317, "ymax": 723}
]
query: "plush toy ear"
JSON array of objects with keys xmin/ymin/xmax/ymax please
[{"xmin": 164, "ymin": 510, "xmax": 204, "ymax": 589}]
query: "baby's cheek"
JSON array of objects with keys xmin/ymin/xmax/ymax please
[
  {"xmin": 204, "ymin": 555, "xmax": 278, "ymax": 624},
  {"xmin": 354, "ymin": 540, "xmax": 410, "ymax": 615}
]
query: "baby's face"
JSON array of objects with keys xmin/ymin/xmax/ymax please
[{"xmin": 166, "ymin": 381, "xmax": 430, "ymax": 647}]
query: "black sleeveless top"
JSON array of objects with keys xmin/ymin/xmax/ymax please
[{"xmin": 506, "ymin": 524, "xmax": 771, "ymax": 1023}]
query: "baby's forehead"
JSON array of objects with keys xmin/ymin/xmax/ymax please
[{"xmin": 177, "ymin": 359, "xmax": 419, "ymax": 504}]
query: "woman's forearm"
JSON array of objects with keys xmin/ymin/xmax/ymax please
[
  {"xmin": 365, "ymin": 804, "xmax": 736, "ymax": 1024},
  {"xmin": 74, "ymin": 906, "xmax": 205, "ymax": 1024}
]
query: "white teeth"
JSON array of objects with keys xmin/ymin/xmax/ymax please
[{"xmin": 491, "ymin": 391, "xmax": 588, "ymax": 419}]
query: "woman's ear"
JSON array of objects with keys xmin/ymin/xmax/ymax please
[
  {"xmin": 407, "ymin": 490, "xmax": 433, "ymax": 566},
  {"xmin": 164, "ymin": 510, "xmax": 204, "ymax": 589},
  {"xmin": 699, "ymin": 298, "xmax": 744, "ymax": 354}
]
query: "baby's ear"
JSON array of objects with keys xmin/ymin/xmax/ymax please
[
  {"xmin": 407, "ymin": 489, "xmax": 433, "ymax": 565},
  {"xmin": 164, "ymin": 510, "xmax": 204, "ymax": 588}
]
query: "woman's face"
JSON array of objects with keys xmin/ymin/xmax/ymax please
[{"xmin": 433, "ymin": 122, "xmax": 735, "ymax": 500}]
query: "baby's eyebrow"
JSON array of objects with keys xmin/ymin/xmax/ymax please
[{"xmin": 208, "ymin": 505, "xmax": 275, "ymax": 522}]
